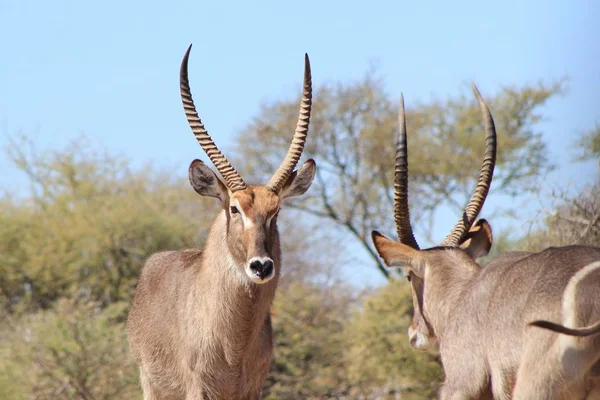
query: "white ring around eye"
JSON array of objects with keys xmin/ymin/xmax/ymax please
[{"xmin": 231, "ymin": 199, "xmax": 253, "ymax": 229}]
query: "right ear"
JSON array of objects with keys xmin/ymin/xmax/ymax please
[
  {"xmin": 279, "ymin": 159, "xmax": 317, "ymax": 201},
  {"xmin": 459, "ymin": 219, "xmax": 493, "ymax": 259},
  {"xmin": 188, "ymin": 159, "xmax": 229, "ymax": 204},
  {"xmin": 371, "ymin": 231, "xmax": 425, "ymax": 277}
]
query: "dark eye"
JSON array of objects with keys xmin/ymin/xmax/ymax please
[
  {"xmin": 406, "ymin": 273, "xmax": 412, "ymax": 282},
  {"xmin": 230, "ymin": 206, "xmax": 239, "ymax": 214}
]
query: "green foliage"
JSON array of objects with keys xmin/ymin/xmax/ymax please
[
  {"xmin": 520, "ymin": 181, "xmax": 600, "ymax": 250},
  {"xmin": 344, "ymin": 279, "xmax": 443, "ymax": 399},
  {"xmin": 265, "ymin": 279, "xmax": 444, "ymax": 399},
  {"xmin": 519, "ymin": 127, "xmax": 600, "ymax": 250},
  {"xmin": 1, "ymin": 135, "xmax": 214, "ymax": 312},
  {"xmin": 0, "ymin": 298, "xmax": 139, "ymax": 400},
  {"xmin": 264, "ymin": 281, "xmax": 356, "ymax": 399},
  {"xmin": 576, "ymin": 122, "xmax": 600, "ymax": 162}
]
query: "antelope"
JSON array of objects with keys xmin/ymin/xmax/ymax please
[
  {"xmin": 371, "ymin": 84, "xmax": 600, "ymax": 399},
  {"xmin": 127, "ymin": 45, "xmax": 316, "ymax": 400}
]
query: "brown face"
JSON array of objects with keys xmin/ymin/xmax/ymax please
[
  {"xmin": 227, "ymin": 186, "xmax": 281, "ymax": 284},
  {"xmin": 188, "ymin": 158, "xmax": 317, "ymax": 285}
]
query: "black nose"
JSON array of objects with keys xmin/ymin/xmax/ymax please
[
  {"xmin": 249, "ymin": 259, "xmax": 274, "ymax": 280},
  {"xmin": 410, "ymin": 335, "xmax": 417, "ymax": 347},
  {"xmin": 409, "ymin": 335, "xmax": 417, "ymax": 347}
]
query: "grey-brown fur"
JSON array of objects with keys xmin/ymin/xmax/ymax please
[
  {"xmin": 436, "ymin": 245, "xmax": 600, "ymax": 399},
  {"xmin": 375, "ymin": 232, "xmax": 600, "ymax": 399}
]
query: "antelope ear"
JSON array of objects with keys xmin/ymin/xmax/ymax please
[
  {"xmin": 280, "ymin": 159, "xmax": 316, "ymax": 200},
  {"xmin": 188, "ymin": 159, "xmax": 229, "ymax": 204},
  {"xmin": 459, "ymin": 219, "xmax": 493, "ymax": 259},
  {"xmin": 371, "ymin": 231, "xmax": 425, "ymax": 277}
]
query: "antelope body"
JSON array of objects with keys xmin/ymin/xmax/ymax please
[
  {"xmin": 127, "ymin": 45, "xmax": 316, "ymax": 400},
  {"xmin": 371, "ymin": 85, "xmax": 600, "ymax": 399}
]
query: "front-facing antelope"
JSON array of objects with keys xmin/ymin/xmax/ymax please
[
  {"xmin": 127, "ymin": 45, "xmax": 316, "ymax": 400},
  {"xmin": 372, "ymin": 85, "xmax": 600, "ymax": 399}
]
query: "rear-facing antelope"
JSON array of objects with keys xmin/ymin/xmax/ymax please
[
  {"xmin": 127, "ymin": 45, "xmax": 316, "ymax": 400},
  {"xmin": 371, "ymin": 85, "xmax": 600, "ymax": 399}
]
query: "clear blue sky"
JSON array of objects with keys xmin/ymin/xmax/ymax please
[{"xmin": 1, "ymin": 0, "xmax": 598, "ymax": 283}]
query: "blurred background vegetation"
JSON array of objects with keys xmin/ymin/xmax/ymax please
[{"xmin": 1, "ymin": 72, "xmax": 598, "ymax": 398}]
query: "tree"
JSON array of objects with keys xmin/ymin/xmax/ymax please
[
  {"xmin": 521, "ymin": 124, "xmax": 600, "ymax": 250},
  {"xmin": 235, "ymin": 72, "xmax": 563, "ymax": 279},
  {"xmin": 0, "ymin": 135, "xmax": 219, "ymax": 313},
  {"xmin": 576, "ymin": 122, "xmax": 600, "ymax": 163},
  {"xmin": 344, "ymin": 279, "xmax": 443, "ymax": 399},
  {"xmin": 264, "ymin": 280, "xmax": 357, "ymax": 399},
  {"xmin": 0, "ymin": 298, "xmax": 138, "ymax": 400}
]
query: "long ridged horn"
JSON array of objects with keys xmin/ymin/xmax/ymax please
[
  {"xmin": 441, "ymin": 83, "xmax": 497, "ymax": 246},
  {"xmin": 180, "ymin": 44, "xmax": 247, "ymax": 192},
  {"xmin": 393, "ymin": 94, "xmax": 420, "ymax": 249},
  {"xmin": 265, "ymin": 54, "xmax": 312, "ymax": 192}
]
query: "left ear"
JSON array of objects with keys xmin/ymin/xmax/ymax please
[
  {"xmin": 280, "ymin": 159, "xmax": 316, "ymax": 200},
  {"xmin": 188, "ymin": 159, "xmax": 229, "ymax": 204},
  {"xmin": 459, "ymin": 219, "xmax": 493, "ymax": 259},
  {"xmin": 371, "ymin": 231, "xmax": 426, "ymax": 277}
]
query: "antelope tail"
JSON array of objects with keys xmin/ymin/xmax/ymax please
[{"xmin": 529, "ymin": 319, "xmax": 600, "ymax": 337}]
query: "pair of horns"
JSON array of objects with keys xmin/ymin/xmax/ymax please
[
  {"xmin": 394, "ymin": 84, "xmax": 497, "ymax": 249},
  {"xmin": 180, "ymin": 44, "xmax": 312, "ymax": 193}
]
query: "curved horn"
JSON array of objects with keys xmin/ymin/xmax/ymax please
[
  {"xmin": 265, "ymin": 54, "xmax": 312, "ymax": 192},
  {"xmin": 180, "ymin": 44, "xmax": 247, "ymax": 192},
  {"xmin": 393, "ymin": 94, "xmax": 420, "ymax": 249},
  {"xmin": 441, "ymin": 83, "xmax": 497, "ymax": 246}
]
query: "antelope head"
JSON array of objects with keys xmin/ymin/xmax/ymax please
[
  {"xmin": 371, "ymin": 84, "xmax": 497, "ymax": 350},
  {"xmin": 181, "ymin": 45, "xmax": 316, "ymax": 284}
]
